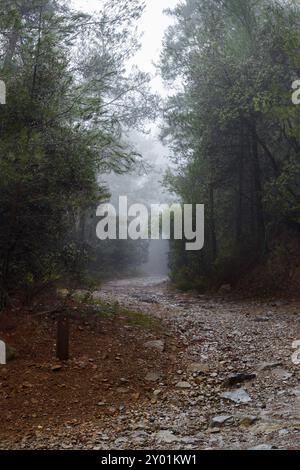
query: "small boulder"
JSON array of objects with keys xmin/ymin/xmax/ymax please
[
  {"xmin": 51, "ymin": 365, "xmax": 63, "ymax": 372},
  {"xmin": 249, "ymin": 444, "xmax": 276, "ymax": 451},
  {"xmin": 145, "ymin": 371, "xmax": 160, "ymax": 383},
  {"xmin": 271, "ymin": 368, "xmax": 292, "ymax": 381},
  {"xmin": 254, "ymin": 316, "xmax": 270, "ymax": 323},
  {"xmin": 290, "ymin": 386, "xmax": 300, "ymax": 398},
  {"xmin": 176, "ymin": 381, "xmax": 192, "ymax": 389},
  {"xmin": 144, "ymin": 340, "xmax": 165, "ymax": 353},
  {"xmin": 221, "ymin": 388, "xmax": 252, "ymax": 404},
  {"xmin": 210, "ymin": 415, "xmax": 234, "ymax": 428},
  {"xmin": 156, "ymin": 430, "xmax": 178, "ymax": 444},
  {"xmin": 97, "ymin": 402, "xmax": 106, "ymax": 407}
]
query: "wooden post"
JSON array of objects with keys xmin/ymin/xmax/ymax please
[{"xmin": 56, "ymin": 315, "xmax": 69, "ymax": 361}]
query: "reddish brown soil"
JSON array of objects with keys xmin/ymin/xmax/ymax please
[{"xmin": 0, "ymin": 299, "xmax": 179, "ymax": 442}]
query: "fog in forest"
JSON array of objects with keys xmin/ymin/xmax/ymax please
[
  {"xmin": 1, "ymin": 0, "xmax": 300, "ymax": 454},
  {"xmin": 104, "ymin": 131, "xmax": 173, "ymax": 277},
  {"xmin": 72, "ymin": 0, "xmax": 178, "ymax": 279}
]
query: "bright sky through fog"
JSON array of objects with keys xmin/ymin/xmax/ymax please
[{"xmin": 72, "ymin": 0, "xmax": 178, "ymax": 94}]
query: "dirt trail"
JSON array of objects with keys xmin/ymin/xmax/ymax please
[
  {"xmin": 1, "ymin": 276, "xmax": 300, "ymax": 449},
  {"xmin": 94, "ymin": 276, "xmax": 300, "ymax": 449}
]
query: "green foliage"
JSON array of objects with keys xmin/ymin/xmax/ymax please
[
  {"xmin": 0, "ymin": 0, "xmax": 152, "ymax": 307},
  {"xmin": 68, "ymin": 293, "xmax": 159, "ymax": 329},
  {"xmin": 160, "ymin": 0, "xmax": 300, "ymax": 290}
]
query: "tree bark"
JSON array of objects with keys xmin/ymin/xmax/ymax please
[
  {"xmin": 209, "ymin": 182, "xmax": 217, "ymax": 260},
  {"xmin": 251, "ymin": 124, "xmax": 266, "ymax": 253},
  {"xmin": 236, "ymin": 123, "xmax": 245, "ymax": 246}
]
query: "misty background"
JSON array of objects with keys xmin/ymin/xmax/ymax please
[{"xmin": 73, "ymin": 0, "xmax": 178, "ymax": 278}]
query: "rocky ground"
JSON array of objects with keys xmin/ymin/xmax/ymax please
[{"xmin": 0, "ymin": 276, "xmax": 300, "ymax": 450}]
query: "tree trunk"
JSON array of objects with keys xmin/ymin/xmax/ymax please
[
  {"xmin": 209, "ymin": 182, "xmax": 217, "ymax": 260},
  {"xmin": 236, "ymin": 123, "xmax": 245, "ymax": 246},
  {"xmin": 251, "ymin": 125, "xmax": 266, "ymax": 254}
]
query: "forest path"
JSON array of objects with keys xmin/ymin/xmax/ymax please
[
  {"xmin": 1, "ymin": 277, "xmax": 299, "ymax": 450},
  {"xmin": 95, "ymin": 276, "xmax": 300, "ymax": 449}
]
